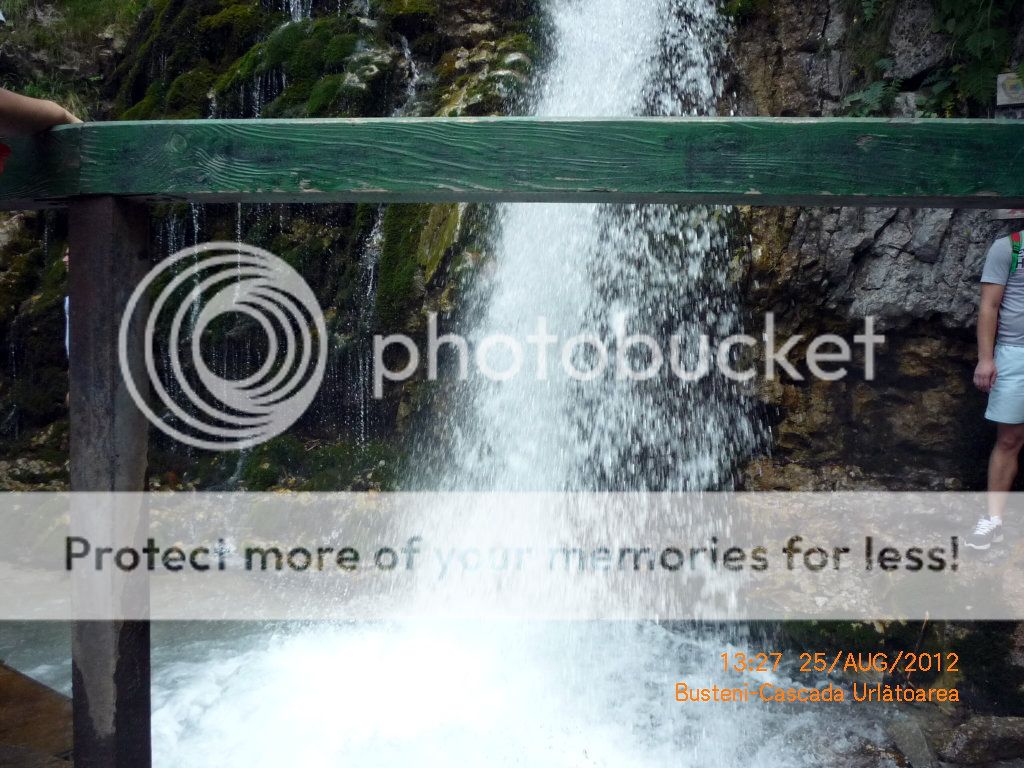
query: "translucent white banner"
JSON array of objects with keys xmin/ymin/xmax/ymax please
[{"xmin": 0, "ymin": 492, "xmax": 1018, "ymax": 620}]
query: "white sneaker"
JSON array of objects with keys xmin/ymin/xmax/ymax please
[{"xmin": 965, "ymin": 517, "xmax": 1004, "ymax": 551}]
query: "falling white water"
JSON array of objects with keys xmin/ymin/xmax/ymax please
[
  {"xmin": 351, "ymin": 211, "xmax": 384, "ymax": 445},
  {"xmin": 284, "ymin": 0, "xmax": 313, "ymax": 23},
  {"xmin": 395, "ymin": 36, "xmax": 425, "ymax": 116},
  {"xmin": 411, "ymin": 0, "xmax": 755, "ymax": 491},
  {"xmin": 135, "ymin": 1, "xmax": 882, "ymax": 764}
]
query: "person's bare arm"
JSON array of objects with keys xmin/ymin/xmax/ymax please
[
  {"xmin": 0, "ymin": 88, "xmax": 80, "ymax": 136},
  {"xmin": 975, "ymin": 282, "xmax": 1005, "ymax": 392}
]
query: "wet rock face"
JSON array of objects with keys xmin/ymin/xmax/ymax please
[
  {"xmin": 754, "ymin": 206, "xmax": 1002, "ymax": 332},
  {"xmin": 727, "ymin": 0, "xmax": 1024, "ymax": 490},
  {"xmin": 887, "ymin": 0, "xmax": 948, "ymax": 81},
  {"xmin": 939, "ymin": 716, "xmax": 1024, "ymax": 765},
  {"xmin": 738, "ymin": 202, "xmax": 1006, "ymax": 489},
  {"xmin": 728, "ymin": 0, "xmax": 852, "ymax": 116},
  {"xmin": 0, "ymin": 0, "xmax": 539, "ymax": 478}
]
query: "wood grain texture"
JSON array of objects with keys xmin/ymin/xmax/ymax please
[
  {"xmin": 69, "ymin": 197, "xmax": 152, "ymax": 768},
  {"xmin": 3, "ymin": 118, "xmax": 1024, "ymax": 208}
]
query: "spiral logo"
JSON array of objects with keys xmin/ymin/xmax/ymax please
[{"xmin": 119, "ymin": 242, "xmax": 327, "ymax": 451}]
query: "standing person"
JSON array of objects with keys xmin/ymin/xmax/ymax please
[{"xmin": 972, "ymin": 230, "xmax": 1024, "ymax": 549}]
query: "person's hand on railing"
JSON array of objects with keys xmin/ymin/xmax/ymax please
[{"xmin": 0, "ymin": 87, "xmax": 81, "ymax": 137}]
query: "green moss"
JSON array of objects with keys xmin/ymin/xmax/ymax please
[
  {"xmin": 198, "ymin": 1, "xmax": 269, "ymax": 64},
  {"xmin": 324, "ymin": 34, "xmax": 361, "ymax": 72},
  {"xmin": 264, "ymin": 20, "xmax": 308, "ymax": 67},
  {"xmin": 496, "ymin": 32, "xmax": 538, "ymax": 60},
  {"xmin": 371, "ymin": 0, "xmax": 438, "ymax": 37},
  {"xmin": 113, "ymin": 0, "xmax": 282, "ymax": 118},
  {"xmin": 418, "ymin": 204, "xmax": 460, "ymax": 284},
  {"xmin": 307, "ymin": 75, "xmax": 349, "ymax": 116},
  {"xmin": 198, "ymin": 2, "xmax": 262, "ymax": 34},
  {"xmin": 120, "ymin": 81, "xmax": 164, "ymax": 120},
  {"xmin": 240, "ymin": 434, "xmax": 306, "ymax": 490},
  {"xmin": 213, "ymin": 15, "xmax": 376, "ymax": 117},
  {"xmin": 297, "ymin": 440, "xmax": 398, "ymax": 491},
  {"xmin": 377, "ymin": 204, "xmax": 431, "ymax": 331},
  {"xmin": 164, "ymin": 67, "xmax": 216, "ymax": 118},
  {"xmin": 263, "ymin": 81, "xmax": 314, "ymax": 118},
  {"xmin": 175, "ymin": 434, "xmax": 400, "ymax": 491},
  {"xmin": 0, "ymin": 234, "xmax": 45, "ymax": 331}
]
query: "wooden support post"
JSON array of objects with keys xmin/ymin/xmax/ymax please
[{"xmin": 68, "ymin": 197, "xmax": 152, "ymax": 768}]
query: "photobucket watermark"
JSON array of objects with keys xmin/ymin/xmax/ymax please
[
  {"xmin": 119, "ymin": 242, "xmax": 327, "ymax": 452},
  {"xmin": 119, "ymin": 242, "xmax": 885, "ymax": 451},
  {"xmin": 373, "ymin": 314, "xmax": 886, "ymax": 398}
]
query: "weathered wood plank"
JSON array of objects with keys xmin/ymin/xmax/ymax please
[
  {"xmin": 69, "ymin": 198, "xmax": 152, "ymax": 768},
  {"xmin": 0, "ymin": 126, "xmax": 80, "ymax": 208},
  {"xmin": 0, "ymin": 663, "xmax": 72, "ymax": 761},
  {"xmin": 3, "ymin": 118, "xmax": 1024, "ymax": 208}
]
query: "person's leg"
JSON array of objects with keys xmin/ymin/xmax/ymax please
[{"xmin": 987, "ymin": 422, "xmax": 1024, "ymax": 521}]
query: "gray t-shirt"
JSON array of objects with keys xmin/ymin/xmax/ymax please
[{"xmin": 981, "ymin": 234, "xmax": 1024, "ymax": 347}]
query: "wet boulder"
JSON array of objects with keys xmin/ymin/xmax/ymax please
[{"xmin": 938, "ymin": 717, "xmax": 1024, "ymax": 765}]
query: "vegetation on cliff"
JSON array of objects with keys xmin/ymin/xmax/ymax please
[{"xmin": 0, "ymin": 0, "xmax": 537, "ymax": 490}]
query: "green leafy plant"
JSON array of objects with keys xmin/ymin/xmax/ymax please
[
  {"xmin": 842, "ymin": 58, "xmax": 903, "ymax": 116},
  {"xmin": 927, "ymin": 0, "xmax": 1022, "ymax": 113}
]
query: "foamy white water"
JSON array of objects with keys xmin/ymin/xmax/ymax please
[
  {"xmin": 143, "ymin": 2, "xmax": 880, "ymax": 764},
  {"xmin": 148, "ymin": 622, "xmax": 883, "ymax": 767}
]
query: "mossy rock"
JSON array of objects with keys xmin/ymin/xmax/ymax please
[
  {"xmin": 197, "ymin": 1, "xmax": 269, "ymax": 64},
  {"xmin": 432, "ymin": 32, "xmax": 533, "ymax": 116},
  {"xmin": 164, "ymin": 67, "xmax": 216, "ymax": 118},
  {"xmin": 0, "ymin": 238, "xmax": 45, "ymax": 332},
  {"xmin": 112, "ymin": 0, "xmax": 280, "ymax": 118},
  {"xmin": 377, "ymin": 204, "xmax": 430, "ymax": 332},
  {"xmin": 418, "ymin": 204, "xmax": 460, "ymax": 285},
  {"xmin": 213, "ymin": 434, "xmax": 400, "ymax": 491},
  {"xmin": 323, "ymin": 33, "xmax": 361, "ymax": 72},
  {"xmin": 371, "ymin": 0, "xmax": 438, "ymax": 38},
  {"xmin": 376, "ymin": 202, "xmax": 462, "ymax": 331},
  {"xmin": 262, "ymin": 81, "xmax": 313, "ymax": 118},
  {"xmin": 120, "ymin": 81, "xmax": 165, "ymax": 120},
  {"xmin": 214, "ymin": 15, "xmax": 391, "ymax": 117},
  {"xmin": 240, "ymin": 434, "xmax": 306, "ymax": 490},
  {"xmin": 307, "ymin": 74, "xmax": 367, "ymax": 117}
]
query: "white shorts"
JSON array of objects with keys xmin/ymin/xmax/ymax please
[{"xmin": 986, "ymin": 344, "xmax": 1024, "ymax": 424}]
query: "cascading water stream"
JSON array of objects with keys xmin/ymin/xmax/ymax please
[
  {"xmin": 134, "ymin": 4, "xmax": 869, "ymax": 766},
  {"xmin": 284, "ymin": 0, "xmax": 313, "ymax": 23},
  {"xmin": 409, "ymin": 0, "xmax": 755, "ymax": 493},
  {"xmin": 347, "ymin": 211, "xmax": 384, "ymax": 445},
  {"xmin": 116, "ymin": 2, "xmax": 884, "ymax": 764}
]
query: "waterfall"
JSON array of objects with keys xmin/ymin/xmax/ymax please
[
  {"xmin": 395, "ymin": 36, "xmax": 425, "ymax": 116},
  {"xmin": 284, "ymin": 0, "xmax": 313, "ymax": 23},
  {"xmin": 143, "ymin": 3, "xmax": 880, "ymax": 765},
  {"xmin": 342, "ymin": 210, "xmax": 384, "ymax": 445},
  {"xmin": 410, "ymin": 0, "xmax": 757, "ymax": 491}
]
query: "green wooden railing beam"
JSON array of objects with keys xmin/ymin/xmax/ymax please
[{"xmin": 3, "ymin": 117, "xmax": 1024, "ymax": 209}]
